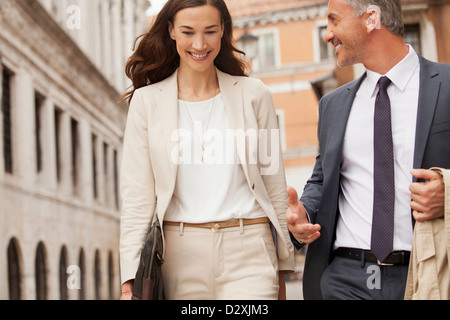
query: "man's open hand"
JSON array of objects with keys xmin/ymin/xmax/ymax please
[{"xmin": 286, "ymin": 186, "xmax": 321, "ymax": 244}]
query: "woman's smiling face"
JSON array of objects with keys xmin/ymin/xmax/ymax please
[{"xmin": 169, "ymin": 5, "xmax": 224, "ymax": 73}]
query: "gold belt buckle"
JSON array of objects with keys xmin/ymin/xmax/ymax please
[
  {"xmin": 213, "ymin": 223, "xmax": 221, "ymax": 231},
  {"xmin": 377, "ymin": 259, "xmax": 394, "ymax": 266}
]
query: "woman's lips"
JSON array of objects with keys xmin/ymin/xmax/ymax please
[{"xmin": 188, "ymin": 51, "xmax": 211, "ymax": 61}]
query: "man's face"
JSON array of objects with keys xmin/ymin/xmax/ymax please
[{"xmin": 324, "ymin": 0, "xmax": 367, "ymax": 67}]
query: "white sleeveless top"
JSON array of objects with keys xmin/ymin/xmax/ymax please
[{"xmin": 165, "ymin": 93, "xmax": 266, "ymax": 223}]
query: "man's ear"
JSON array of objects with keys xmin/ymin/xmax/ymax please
[{"xmin": 366, "ymin": 5, "xmax": 381, "ymax": 33}]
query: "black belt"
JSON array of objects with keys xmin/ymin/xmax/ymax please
[{"xmin": 334, "ymin": 247, "xmax": 411, "ymax": 266}]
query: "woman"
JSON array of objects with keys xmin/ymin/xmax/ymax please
[{"xmin": 119, "ymin": 0, "xmax": 294, "ymax": 300}]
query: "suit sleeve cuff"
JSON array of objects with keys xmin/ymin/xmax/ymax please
[{"xmin": 288, "ymin": 206, "xmax": 312, "ymax": 250}]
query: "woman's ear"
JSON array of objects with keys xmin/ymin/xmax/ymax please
[{"xmin": 169, "ymin": 22, "xmax": 175, "ymax": 40}]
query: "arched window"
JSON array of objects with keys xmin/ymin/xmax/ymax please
[
  {"xmin": 108, "ymin": 251, "xmax": 114, "ymax": 299},
  {"xmin": 51, "ymin": 0, "xmax": 58, "ymax": 16},
  {"xmin": 35, "ymin": 242, "xmax": 48, "ymax": 300},
  {"xmin": 79, "ymin": 249, "xmax": 86, "ymax": 300},
  {"xmin": 7, "ymin": 238, "xmax": 22, "ymax": 300},
  {"xmin": 94, "ymin": 250, "xmax": 101, "ymax": 300},
  {"xmin": 2, "ymin": 65, "xmax": 14, "ymax": 174},
  {"xmin": 59, "ymin": 246, "xmax": 68, "ymax": 300}
]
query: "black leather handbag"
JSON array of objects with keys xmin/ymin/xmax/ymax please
[{"xmin": 132, "ymin": 217, "xmax": 165, "ymax": 300}]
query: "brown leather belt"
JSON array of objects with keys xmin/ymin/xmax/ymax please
[{"xmin": 164, "ymin": 217, "xmax": 269, "ymax": 231}]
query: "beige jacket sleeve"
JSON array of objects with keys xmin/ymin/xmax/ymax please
[
  {"xmin": 405, "ymin": 168, "xmax": 450, "ymax": 299},
  {"xmin": 119, "ymin": 90, "xmax": 157, "ymax": 285},
  {"xmin": 253, "ymin": 80, "xmax": 294, "ymax": 272}
]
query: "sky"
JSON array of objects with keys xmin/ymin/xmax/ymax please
[{"xmin": 147, "ymin": 0, "xmax": 168, "ymax": 16}]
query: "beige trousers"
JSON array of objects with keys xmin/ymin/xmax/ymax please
[{"xmin": 162, "ymin": 222, "xmax": 279, "ymax": 300}]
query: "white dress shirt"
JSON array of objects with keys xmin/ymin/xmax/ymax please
[{"xmin": 334, "ymin": 45, "xmax": 420, "ymax": 252}]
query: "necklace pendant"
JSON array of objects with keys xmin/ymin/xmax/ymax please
[{"xmin": 180, "ymin": 97, "xmax": 215, "ymax": 165}]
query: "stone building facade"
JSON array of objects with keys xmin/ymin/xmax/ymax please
[{"xmin": 0, "ymin": 0, "xmax": 149, "ymax": 300}]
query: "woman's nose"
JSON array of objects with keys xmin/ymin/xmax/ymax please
[{"xmin": 192, "ymin": 34, "xmax": 207, "ymax": 51}]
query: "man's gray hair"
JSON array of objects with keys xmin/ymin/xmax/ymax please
[{"xmin": 346, "ymin": 0, "xmax": 404, "ymax": 36}]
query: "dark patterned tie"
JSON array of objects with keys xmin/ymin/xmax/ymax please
[{"xmin": 371, "ymin": 76, "xmax": 395, "ymax": 263}]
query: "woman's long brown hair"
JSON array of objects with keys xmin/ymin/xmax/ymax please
[{"xmin": 120, "ymin": 0, "xmax": 249, "ymax": 104}]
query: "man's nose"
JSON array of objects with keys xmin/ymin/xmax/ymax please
[{"xmin": 323, "ymin": 26, "xmax": 334, "ymax": 44}]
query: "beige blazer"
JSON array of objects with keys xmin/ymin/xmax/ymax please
[
  {"xmin": 119, "ymin": 68, "xmax": 295, "ymax": 284},
  {"xmin": 405, "ymin": 167, "xmax": 450, "ymax": 299}
]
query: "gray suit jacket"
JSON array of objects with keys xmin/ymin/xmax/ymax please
[{"xmin": 299, "ymin": 56, "xmax": 450, "ymax": 300}]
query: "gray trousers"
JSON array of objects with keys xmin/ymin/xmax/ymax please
[{"xmin": 320, "ymin": 256, "xmax": 409, "ymax": 300}]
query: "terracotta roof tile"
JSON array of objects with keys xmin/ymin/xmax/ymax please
[{"xmin": 225, "ymin": 0, "xmax": 449, "ymax": 18}]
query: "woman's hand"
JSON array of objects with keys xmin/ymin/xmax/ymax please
[{"xmin": 120, "ymin": 279, "xmax": 134, "ymax": 300}]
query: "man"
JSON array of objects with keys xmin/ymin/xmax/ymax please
[{"xmin": 287, "ymin": 0, "xmax": 450, "ymax": 300}]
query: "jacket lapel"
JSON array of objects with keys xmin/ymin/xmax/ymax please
[
  {"xmin": 216, "ymin": 69, "xmax": 249, "ymax": 177},
  {"xmin": 328, "ymin": 73, "xmax": 367, "ymax": 166},
  {"xmin": 155, "ymin": 70, "xmax": 179, "ymax": 184},
  {"xmin": 413, "ymin": 56, "xmax": 441, "ymax": 173}
]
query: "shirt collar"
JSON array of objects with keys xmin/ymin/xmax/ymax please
[{"xmin": 366, "ymin": 44, "xmax": 420, "ymax": 97}]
